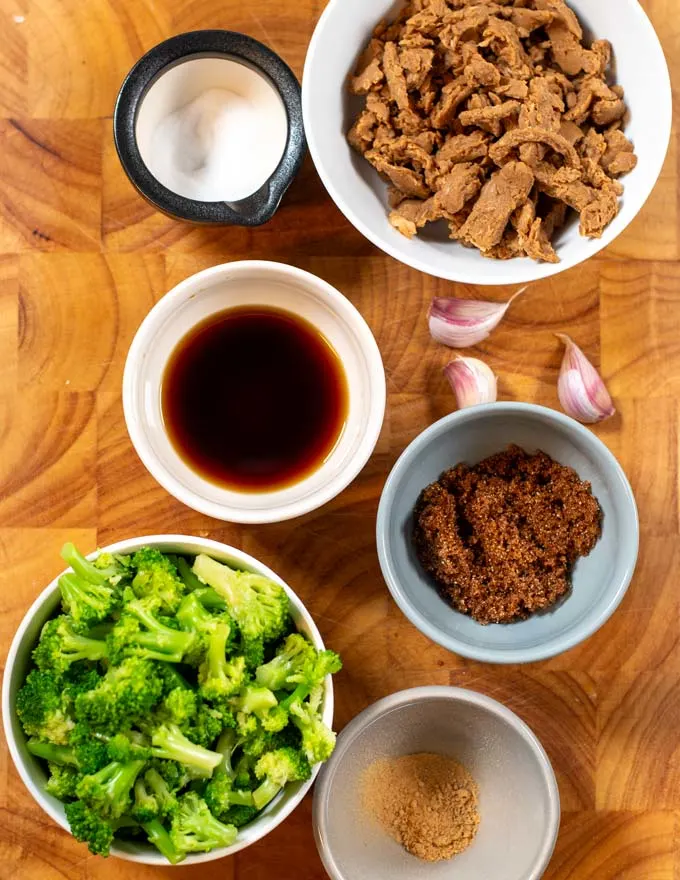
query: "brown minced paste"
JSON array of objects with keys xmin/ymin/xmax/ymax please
[
  {"xmin": 362, "ymin": 753, "xmax": 480, "ymax": 862},
  {"xmin": 413, "ymin": 445, "xmax": 602, "ymax": 624}
]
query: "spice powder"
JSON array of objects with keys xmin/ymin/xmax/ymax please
[{"xmin": 362, "ymin": 752, "xmax": 480, "ymax": 862}]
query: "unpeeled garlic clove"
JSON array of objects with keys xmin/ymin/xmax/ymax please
[
  {"xmin": 444, "ymin": 357, "xmax": 498, "ymax": 409},
  {"xmin": 428, "ymin": 287, "xmax": 526, "ymax": 349},
  {"xmin": 556, "ymin": 333, "xmax": 615, "ymax": 424}
]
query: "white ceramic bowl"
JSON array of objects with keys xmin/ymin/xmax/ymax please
[
  {"xmin": 303, "ymin": 0, "xmax": 672, "ymax": 284},
  {"xmin": 314, "ymin": 686, "xmax": 560, "ymax": 880},
  {"xmin": 1, "ymin": 535, "xmax": 335, "ymax": 866},
  {"xmin": 123, "ymin": 261, "xmax": 386, "ymax": 523}
]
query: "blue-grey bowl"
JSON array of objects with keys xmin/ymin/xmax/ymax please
[{"xmin": 376, "ymin": 403, "xmax": 639, "ymax": 664}]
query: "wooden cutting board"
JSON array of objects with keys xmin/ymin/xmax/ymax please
[{"xmin": 0, "ymin": 0, "xmax": 678, "ymax": 877}]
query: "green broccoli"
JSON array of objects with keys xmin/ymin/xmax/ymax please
[
  {"xmin": 175, "ymin": 592, "xmax": 225, "ymax": 665},
  {"xmin": 27, "ymin": 738, "xmax": 79, "ymax": 766},
  {"xmin": 198, "ymin": 623, "xmax": 246, "ymax": 704},
  {"xmin": 184, "ymin": 701, "xmax": 227, "ymax": 749},
  {"xmin": 64, "ymin": 800, "xmax": 116, "ymax": 857},
  {"xmin": 255, "ymin": 633, "xmax": 316, "ymax": 691},
  {"xmin": 192, "ymin": 555, "xmax": 289, "ymax": 644},
  {"xmin": 107, "ymin": 595, "xmax": 195, "ymax": 664},
  {"xmin": 131, "ymin": 548, "xmax": 186, "ymax": 614},
  {"xmin": 170, "ymin": 791, "xmax": 237, "ymax": 854},
  {"xmin": 76, "ymin": 758, "xmax": 146, "ymax": 819},
  {"xmin": 32, "ymin": 616, "xmax": 108, "ymax": 673},
  {"xmin": 252, "ymin": 748, "xmax": 311, "ymax": 810},
  {"xmin": 175, "ymin": 556, "xmax": 205, "ymax": 593},
  {"xmin": 16, "ymin": 669, "xmax": 74, "ymax": 744},
  {"xmin": 220, "ymin": 804, "xmax": 258, "ymax": 827},
  {"xmin": 149, "ymin": 723, "xmax": 222, "ymax": 774},
  {"xmin": 74, "ymin": 657, "xmax": 164, "ymax": 734},
  {"xmin": 105, "ymin": 731, "xmax": 151, "ymax": 764},
  {"xmin": 45, "ymin": 761, "xmax": 81, "ymax": 800},
  {"xmin": 289, "ymin": 698, "xmax": 336, "ymax": 765},
  {"xmin": 194, "ymin": 587, "xmax": 228, "ymax": 612},
  {"xmin": 281, "ymin": 649, "xmax": 342, "ymax": 710},
  {"xmin": 231, "ymin": 685, "xmax": 288, "ymax": 734},
  {"xmin": 142, "ymin": 817, "xmax": 183, "ymax": 864},
  {"xmin": 131, "ymin": 776, "xmax": 159, "ymax": 823},
  {"xmin": 144, "ymin": 767, "xmax": 178, "ymax": 819},
  {"xmin": 161, "ymin": 688, "xmax": 198, "ymax": 727},
  {"xmin": 204, "ymin": 730, "xmax": 255, "ymax": 821},
  {"xmin": 68, "ymin": 722, "xmax": 112, "ymax": 773},
  {"xmin": 61, "ymin": 543, "xmax": 128, "ymax": 585}
]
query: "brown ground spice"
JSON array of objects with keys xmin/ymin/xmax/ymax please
[
  {"xmin": 362, "ymin": 752, "xmax": 480, "ymax": 862},
  {"xmin": 413, "ymin": 445, "xmax": 602, "ymax": 624}
]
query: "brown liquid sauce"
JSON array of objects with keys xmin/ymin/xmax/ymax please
[{"xmin": 161, "ymin": 305, "xmax": 349, "ymax": 492}]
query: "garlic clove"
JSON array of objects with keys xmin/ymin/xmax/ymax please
[
  {"xmin": 428, "ymin": 286, "xmax": 526, "ymax": 349},
  {"xmin": 444, "ymin": 357, "xmax": 498, "ymax": 409},
  {"xmin": 556, "ymin": 333, "xmax": 615, "ymax": 424}
]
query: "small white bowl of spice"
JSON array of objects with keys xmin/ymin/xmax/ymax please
[
  {"xmin": 313, "ymin": 686, "xmax": 560, "ymax": 880},
  {"xmin": 123, "ymin": 260, "xmax": 386, "ymax": 524}
]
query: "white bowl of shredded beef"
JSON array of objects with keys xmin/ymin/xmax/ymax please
[{"xmin": 303, "ymin": 0, "xmax": 671, "ymax": 284}]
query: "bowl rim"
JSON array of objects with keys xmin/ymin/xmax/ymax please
[
  {"xmin": 1, "ymin": 534, "xmax": 334, "ymax": 866},
  {"xmin": 313, "ymin": 684, "xmax": 561, "ymax": 880},
  {"xmin": 122, "ymin": 260, "xmax": 386, "ymax": 524},
  {"xmin": 302, "ymin": 0, "xmax": 673, "ymax": 285},
  {"xmin": 376, "ymin": 402, "xmax": 640, "ymax": 663}
]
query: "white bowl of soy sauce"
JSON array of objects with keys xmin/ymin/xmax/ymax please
[{"xmin": 123, "ymin": 261, "xmax": 386, "ymax": 523}]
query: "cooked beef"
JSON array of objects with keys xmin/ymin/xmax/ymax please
[{"xmin": 347, "ymin": 0, "xmax": 637, "ymax": 261}]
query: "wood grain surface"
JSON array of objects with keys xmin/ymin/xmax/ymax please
[{"xmin": 0, "ymin": 0, "xmax": 678, "ymax": 877}]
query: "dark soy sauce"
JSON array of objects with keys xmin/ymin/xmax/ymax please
[{"xmin": 162, "ymin": 305, "xmax": 349, "ymax": 492}]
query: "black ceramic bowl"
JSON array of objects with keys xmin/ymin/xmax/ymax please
[{"xmin": 113, "ymin": 30, "xmax": 305, "ymax": 226}]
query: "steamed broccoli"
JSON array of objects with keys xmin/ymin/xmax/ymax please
[
  {"xmin": 252, "ymin": 748, "xmax": 311, "ymax": 810},
  {"xmin": 75, "ymin": 657, "xmax": 164, "ymax": 734},
  {"xmin": 17, "ymin": 544, "xmax": 341, "ymax": 864},
  {"xmin": 255, "ymin": 633, "xmax": 316, "ymax": 691},
  {"xmin": 170, "ymin": 791, "xmax": 238, "ymax": 854},
  {"xmin": 149, "ymin": 723, "xmax": 223, "ymax": 774},
  {"xmin": 192, "ymin": 555, "xmax": 289, "ymax": 644},
  {"xmin": 231, "ymin": 685, "xmax": 288, "ymax": 734},
  {"xmin": 16, "ymin": 669, "xmax": 74, "ymax": 744},
  {"xmin": 32, "ymin": 616, "xmax": 108, "ymax": 673},
  {"xmin": 107, "ymin": 594, "xmax": 195, "ymax": 664},
  {"xmin": 45, "ymin": 761, "xmax": 81, "ymax": 800},
  {"xmin": 142, "ymin": 817, "xmax": 183, "ymax": 864},
  {"xmin": 76, "ymin": 758, "xmax": 146, "ymax": 819},
  {"xmin": 65, "ymin": 800, "xmax": 116, "ymax": 856},
  {"xmin": 198, "ymin": 624, "xmax": 246, "ymax": 704},
  {"xmin": 131, "ymin": 548, "xmax": 186, "ymax": 614}
]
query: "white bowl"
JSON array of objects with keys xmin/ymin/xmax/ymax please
[
  {"xmin": 1, "ymin": 534, "xmax": 335, "ymax": 866},
  {"xmin": 303, "ymin": 0, "xmax": 672, "ymax": 285},
  {"xmin": 123, "ymin": 261, "xmax": 386, "ymax": 523}
]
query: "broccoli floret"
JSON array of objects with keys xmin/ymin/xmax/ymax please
[
  {"xmin": 161, "ymin": 688, "xmax": 198, "ymax": 727},
  {"xmin": 289, "ymin": 699, "xmax": 336, "ymax": 765},
  {"xmin": 131, "ymin": 548, "xmax": 186, "ymax": 614},
  {"xmin": 198, "ymin": 623, "xmax": 246, "ymax": 704},
  {"xmin": 45, "ymin": 761, "xmax": 81, "ymax": 799},
  {"xmin": 58, "ymin": 573, "xmax": 119, "ymax": 632},
  {"xmin": 186, "ymin": 701, "xmax": 227, "ymax": 749},
  {"xmin": 192, "ymin": 555, "xmax": 289, "ymax": 644},
  {"xmin": 131, "ymin": 776, "xmax": 159, "ymax": 823},
  {"xmin": 16, "ymin": 668, "xmax": 74, "ymax": 745},
  {"xmin": 149, "ymin": 723, "xmax": 222, "ymax": 774},
  {"xmin": 65, "ymin": 800, "xmax": 116, "ymax": 857},
  {"xmin": 280, "ymin": 649, "xmax": 342, "ymax": 711},
  {"xmin": 194, "ymin": 587, "xmax": 228, "ymax": 612},
  {"xmin": 144, "ymin": 767, "xmax": 178, "ymax": 819},
  {"xmin": 231, "ymin": 685, "xmax": 288, "ymax": 734},
  {"xmin": 252, "ymin": 748, "xmax": 311, "ymax": 810},
  {"xmin": 175, "ymin": 592, "xmax": 229, "ymax": 666},
  {"xmin": 147, "ymin": 758, "xmax": 189, "ymax": 792},
  {"xmin": 32, "ymin": 616, "xmax": 108, "ymax": 673},
  {"xmin": 239, "ymin": 633, "xmax": 265, "ymax": 671},
  {"xmin": 204, "ymin": 730, "xmax": 254, "ymax": 820},
  {"xmin": 142, "ymin": 817, "xmax": 183, "ymax": 864},
  {"xmin": 105, "ymin": 731, "xmax": 151, "ymax": 764},
  {"xmin": 75, "ymin": 658, "xmax": 164, "ymax": 734},
  {"xmin": 221, "ymin": 804, "xmax": 258, "ymax": 827},
  {"xmin": 68, "ymin": 723, "xmax": 111, "ymax": 774},
  {"xmin": 204, "ymin": 773, "xmax": 255, "ymax": 820},
  {"xmin": 76, "ymin": 758, "xmax": 146, "ymax": 820},
  {"xmin": 255, "ymin": 633, "xmax": 316, "ymax": 691},
  {"xmin": 107, "ymin": 595, "xmax": 195, "ymax": 664},
  {"xmin": 170, "ymin": 792, "xmax": 237, "ymax": 854},
  {"xmin": 233, "ymin": 752, "xmax": 255, "ymax": 791},
  {"xmin": 62, "ymin": 542, "xmax": 128, "ymax": 585}
]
